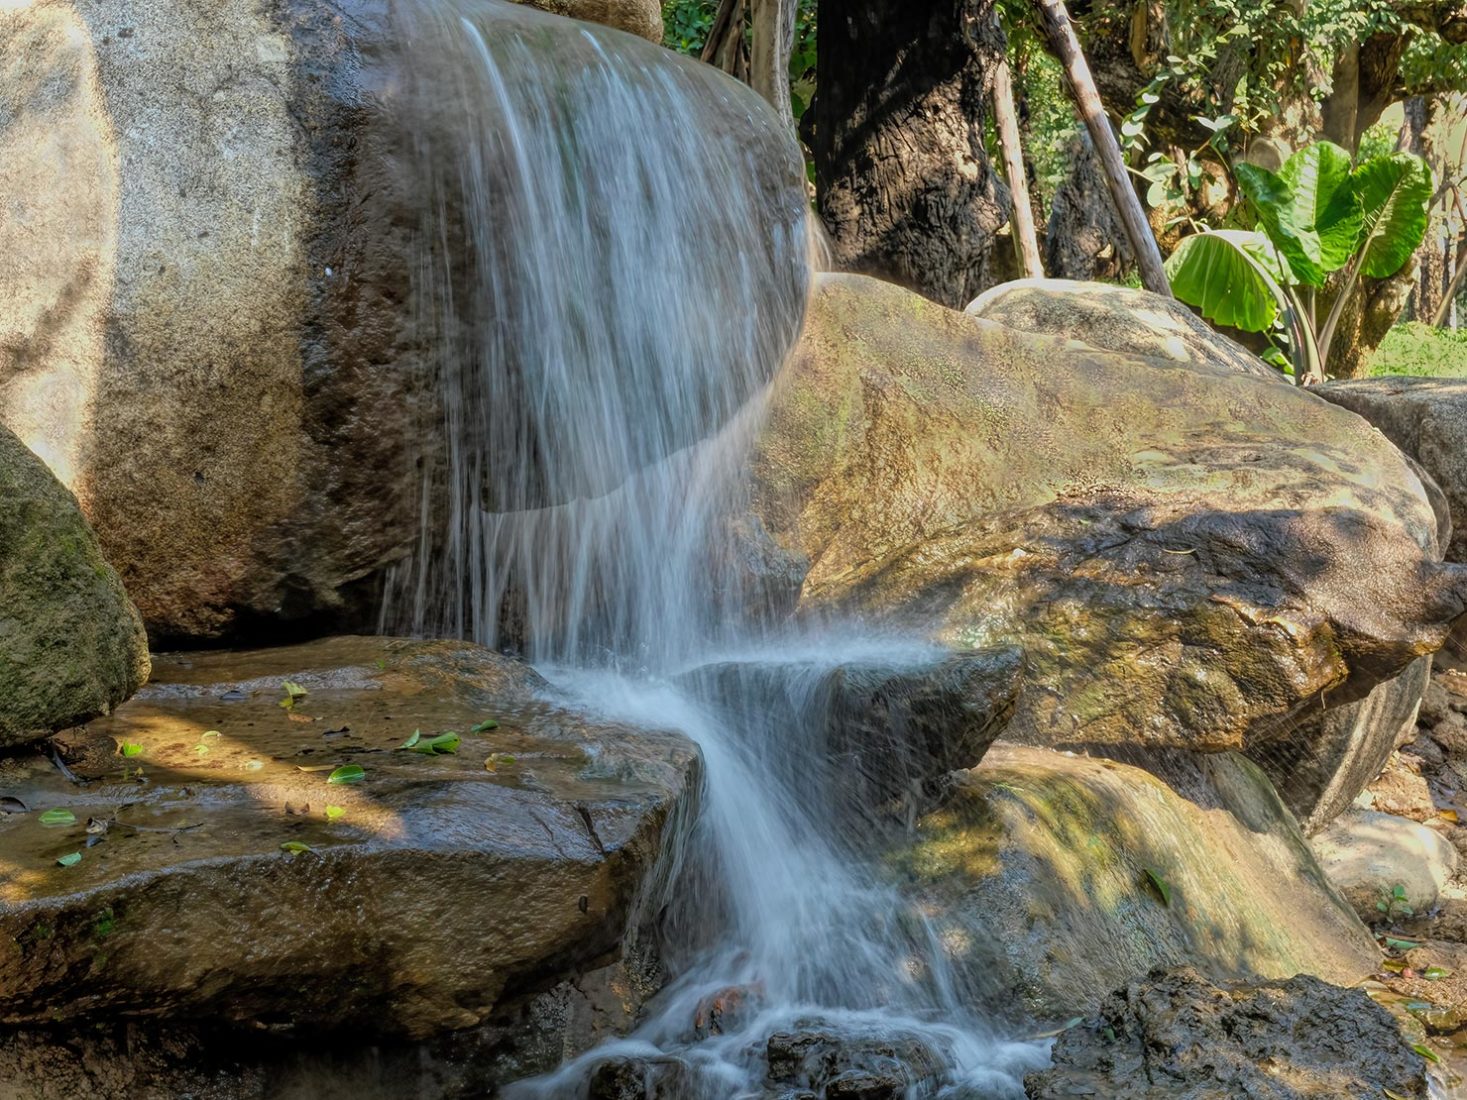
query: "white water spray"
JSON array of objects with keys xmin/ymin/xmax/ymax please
[{"xmin": 383, "ymin": 3, "xmax": 1048, "ymax": 1094}]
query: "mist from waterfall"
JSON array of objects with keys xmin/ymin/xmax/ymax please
[{"xmin": 382, "ymin": 2, "xmax": 1047, "ymax": 1094}]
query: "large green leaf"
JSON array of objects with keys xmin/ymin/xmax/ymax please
[
  {"xmin": 1279, "ymin": 142, "xmax": 1362, "ymax": 274},
  {"xmin": 1352, "ymin": 153, "xmax": 1433, "ymax": 280},
  {"xmin": 1165, "ymin": 230, "xmax": 1282, "ymax": 333},
  {"xmin": 1235, "ymin": 161, "xmax": 1322, "ymax": 286}
]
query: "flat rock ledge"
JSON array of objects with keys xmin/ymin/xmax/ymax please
[{"xmin": 0, "ymin": 637, "xmax": 698, "ymax": 1046}]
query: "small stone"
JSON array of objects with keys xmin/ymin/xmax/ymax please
[
  {"xmin": 1421, "ymin": 679, "xmax": 1452, "ymax": 726},
  {"xmin": 1312, "ymin": 810, "xmax": 1459, "ymax": 922}
]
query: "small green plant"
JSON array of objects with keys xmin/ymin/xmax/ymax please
[
  {"xmin": 1167, "ymin": 140, "xmax": 1433, "ymax": 383},
  {"xmin": 1376, "ymin": 882, "xmax": 1415, "ymax": 922}
]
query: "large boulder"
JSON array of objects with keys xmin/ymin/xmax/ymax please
[
  {"xmin": 0, "ymin": 0, "xmax": 806, "ymax": 641},
  {"xmin": 1025, "ymin": 967, "xmax": 1429, "ymax": 1099},
  {"xmin": 741, "ymin": 273, "xmax": 1466, "ymax": 753},
  {"xmin": 1316, "ymin": 376, "xmax": 1467, "ymax": 563},
  {"xmin": 897, "ymin": 744, "xmax": 1379, "ymax": 1024},
  {"xmin": 0, "ymin": 425, "xmax": 148, "ymax": 749},
  {"xmin": 0, "ymin": 636, "xmax": 697, "ymax": 1049},
  {"xmin": 966, "ymin": 278, "xmax": 1277, "ymax": 380}
]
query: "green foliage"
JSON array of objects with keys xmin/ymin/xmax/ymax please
[
  {"xmin": 1369, "ymin": 323, "xmax": 1467, "ymax": 378},
  {"xmin": 1377, "ymin": 882, "xmax": 1415, "ymax": 921},
  {"xmin": 1169, "ymin": 140, "xmax": 1434, "ymax": 378},
  {"xmin": 1352, "ymin": 153, "xmax": 1434, "ymax": 279},
  {"xmin": 1165, "ymin": 231, "xmax": 1286, "ymax": 331},
  {"xmin": 660, "ymin": 0, "xmax": 817, "ymax": 118}
]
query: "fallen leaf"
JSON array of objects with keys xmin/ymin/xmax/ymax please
[
  {"xmin": 279, "ymin": 841, "xmax": 313, "ymax": 855},
  {"xmin": 39, "ymin": 809, "xmax": 76, "ymax": 827},
  {"xmin": 325, "ymin": 805, "xmax": 345, "ymax": 822},
  {"xmin": 1425, "ymin": 966, "xmax": 1450, "ymax": 980},
  {"xmin": 1413, "ymin": 1042, "xmax": 1441, "ymax": 1065},
  {"xmin": 1143, "ymin": 867, "xmax": 1172, "ymax": 908},
  {"xmin": 119, "ymin": 742, "xmax": 144, "ymax": 758},
  {"xmin": 201, "ymin": 730, "xmax": 222, "ymax": 739},
  {"xmin": 471, "ymin": 719, "xmax": 499, "ymax": 733},
  {"xmin": 1384, "ymin": 938, "xmax": 1420, "ymax": 952},
  {"xmin": 327, "ymin": 765, "xmax": 365, "ymax": 785},
  {"xmin": 401, "ymin": 730, "xmax": 422, "ymax": 749},
  {"xmin": 410, "ymin": 731, "xmax": 460, "ymax": 756},
  {"xmin": 1440, "ymin": 809, "xmax": 1459, "ymax": 824},
  {"xmin": 55, "ymin": 852, "xmax": 81, "ymax": 868}
]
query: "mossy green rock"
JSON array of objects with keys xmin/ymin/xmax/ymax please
[
  {"xmin": 0, "ymin": 425, "xmax": 148, "ymax": 748},
  {"xmin": 900, "ymin": 744, "xmax": 1378, "ymax": 1024},
  {"xmin": 744, "ymin": 274, "xmax": 1467, "ymax": 752}
]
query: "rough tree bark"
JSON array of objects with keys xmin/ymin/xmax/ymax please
[{"xmin": 807, "ymin": 0, "xmax": 1014, "ymax": 308}]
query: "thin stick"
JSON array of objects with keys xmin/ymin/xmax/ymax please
[
  {"xmin": 992, "ymin": 25, "xmax": 1044, "ymax": 279},
  {"xmin": 1033, "ymin": 0, "xmax": 1171, "ymax": 296}
]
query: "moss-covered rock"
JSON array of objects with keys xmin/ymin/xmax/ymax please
[
  {"xmin": 898, "ymin": 744, "xmax": 1378, "ymax": 1024},
  {"xmin": 0, "ymin": 425, "xmax": 147, "ymax": 748},
  {"xmin": 742, "ymin": 274, "xmax": 1467, "ymax": 753}
]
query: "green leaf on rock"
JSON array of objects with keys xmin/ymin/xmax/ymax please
[
  {"xmin": 325, "ymin": 805, "xmax": 345, "ymax": 822},
  {"xmin": 1385, "ymin": 938, "xmax": 1420, "ymax": 951},
  {"xmin": 280, "ymin": 681, "xmax": 308, "ymax": 709},
  {"xmin": 40, "ymin": 809, "xmax": 76, "ymax": 828},
  {"xmin": 401, "ymin": 730, "xmax": 422, "ymax": 749},
  {"xmin": 1143, "ymin": 867, "xmax": 1173, "ymax": 908},
  {"xmin": 202, "ymin": 730, "xmax": 221, "ymax": 739},
  {"xmin": 471, "ymin": 719, "xmax": 499, "ymax": 733},
  {"xmin": 1413, "ymin": 1042, "xmax": 1441, "ymax": 1065},
  {"xmin": 120, "ymin": 743, "xmax": 144, "ymax": 758},
  {"xmin": 279, "ymin": 841, "xmax": 313, "ymax": 855},
  {"xmin": 1424, "ymin": 966, "xmax": 1450, "ymax": 980},
  {"xmin": 327, "ymin": 765, "xmax": 365, "ymax": 785},
  {"xmin": 56, "ymin": 852, "xmax": 82, "ymax": 867}
]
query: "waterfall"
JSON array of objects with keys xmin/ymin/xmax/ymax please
[{"xmin": 382, "ymin": 2, "xmax": 1046, "ymax": 1094}]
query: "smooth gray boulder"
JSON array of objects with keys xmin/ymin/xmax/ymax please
[
  {"xmin": 0, "ymin": 425, "xmax": 148, "ymax": 748},
  {"xmin": 1317, "ymin": 376, "xmax": 1467, "ymax": 562},
  {"xmin": 900, "ymin": 744, "xmax": 1379, "ymax": 1024},
  {"xmin": 1312, "ymin": 808, "xmax": 1459, "ymax": 922},
  {"xmin": 741, "ymin": 274, "xmax": 1466, "ymax": 754}
]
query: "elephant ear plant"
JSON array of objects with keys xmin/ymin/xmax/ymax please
[{"xmin": 1166, "ymin": 141, "xmax": 1433, "ymax": 384}]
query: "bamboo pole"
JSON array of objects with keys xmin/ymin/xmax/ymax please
[
  {"xmin": 1032, "ymin": 0, "xmax": 1171, "ymax": 296},
  {"xmin": 992, "ymin": 41, "xmax": 1045, "ymax": 279}
]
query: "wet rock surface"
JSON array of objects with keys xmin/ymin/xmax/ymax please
[
  {"xmin": 1252, "ymin": 656, "xmax": 1431, "ymax": 835},
  {"xmin": 0, "ymin": 425, "xmax": 149, "ymax": 749},
  {"xmin": 901, "ymin": 744, "xmax": 1378, "ymax": 1023},
  {"xmin": 1025, "ymin": 966, "xmax": 1429, "ymax": 1099},
  {"xmin": 744, "ymin": 274, "xmax": 1466, "ymax": 755},
  {"xmin": 513, "ymin": 0, "xmax": 662, "ymax": 39},
  {"xmin": 0, "ymin": 637, "xmax": 697, "ymax": 1041},
  {"xmin": 676, "ymin": 646, "xmax": 1023, "ymax": 819}
]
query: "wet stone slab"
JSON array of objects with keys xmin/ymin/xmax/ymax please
[{"xmin": 0, "ymin": 636, "xmax": 698, "ymax": 1039}]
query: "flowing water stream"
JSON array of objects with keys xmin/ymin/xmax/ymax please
[{"xmin": 381, "ymin": 3, "xmax": 1048, "ymax": 1094}]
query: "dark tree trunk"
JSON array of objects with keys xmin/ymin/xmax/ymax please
[
  {"xmin": 1046, "ymin": 130, "xmax": 1134, "ymax": 280},
  {"xmin": 807, "ymin": 0, "xmax": 1012, "ymax": 308}
]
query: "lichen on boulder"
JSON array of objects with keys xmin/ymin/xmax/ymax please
[{"xmin": 0, "ymin": 425, "xmax": 148, "ymax": 748}]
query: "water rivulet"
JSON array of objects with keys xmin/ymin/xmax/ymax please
[{"xmin": 384, "ymin": 3, "xmax": 1046, "ymax": 1094}]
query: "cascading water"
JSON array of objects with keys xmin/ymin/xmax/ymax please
[{"xmin": 382, "ymin": 2, "xmax": 1047, "ymax": 1094}]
